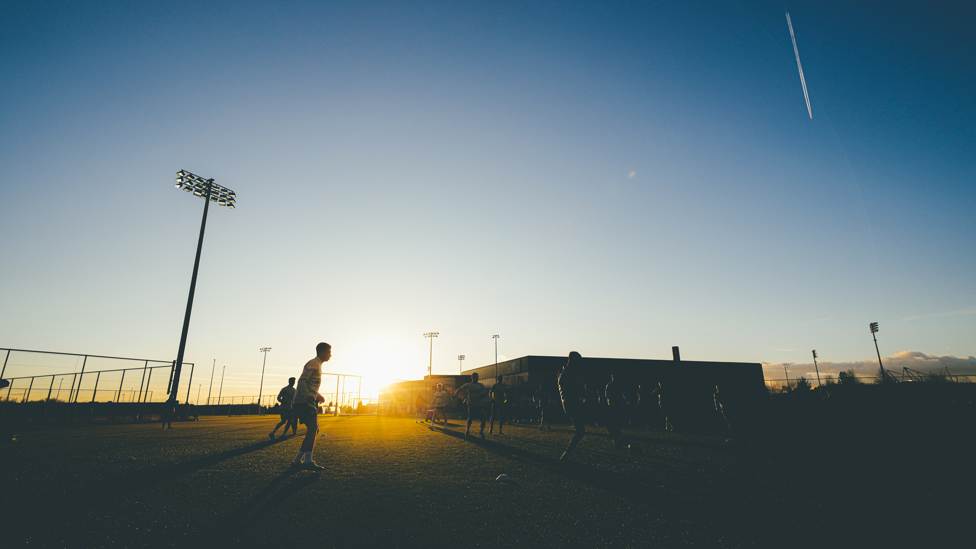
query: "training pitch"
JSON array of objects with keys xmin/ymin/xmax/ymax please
[{"xmin": 3, "ymin": 414, "xmax": 970, "ymax": 548}]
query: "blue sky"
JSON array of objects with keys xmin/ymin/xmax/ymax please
[{"xmin": 2, "ymin": 1, "xmax": 974, "ymax": 396}]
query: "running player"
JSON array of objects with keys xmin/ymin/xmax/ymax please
[
  {"xmin": 557, "ymin": 352, "xmax": 631, "ymax": 460},
  {"xmin": 269, "ymin": 377, "xmax": 297, "ymax": 439},
  {"xmin": 289, "ymin": 342, "xmax": 330, "ymax": 471}
]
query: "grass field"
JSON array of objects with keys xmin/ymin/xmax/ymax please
[{"xmin": 2, "ymin": 414, "xmax": 971, "ymax": 548}]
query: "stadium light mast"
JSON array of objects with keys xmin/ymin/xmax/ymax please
[
  {"xmin": 782, "ymin": 362, "xmax": 793, "ymax": 390},
  {"xmin": 458, "ymin": 355, "xmax": 465, "ymax": 374},
  {"xmin": 207, "ymin": 359, "xmax": 215, "ymax": 405},
  {"xmin": 258, "ymin": 347, "xmax": 271, "ymax": 412},
  {"xmin": 812, "ymin": 350, "xmax": 822, "ymax": 387},
  {"xmin": 424, "ymin": 333, "xmax": 438, "ymax": 386},
  {"xmin": 869, "ymin": 322, "xmax": 885, "ymax": 381},
  {"xmin": 218, "ymin": 365, "xmax": 226, "ymax": 403},
  {"xmin": 493, "ymin": 334, "xmax": 500, "ymax": 378},
  {"xmin": 170, "ymin": 170, "xmax": 236, "ymax": 405}
]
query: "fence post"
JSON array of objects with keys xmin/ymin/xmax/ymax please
[
  {"xmin": 0, "ymin": 350, "xmax": 10, "ymax": 398},
  {"xmin": 25, "ymin": 376, "xmax": 35, "ymax": 403}
]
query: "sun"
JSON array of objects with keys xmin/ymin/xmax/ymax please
[{"xmin": 346, "ymin": 339, "xmax": 416, "ymax": 399}]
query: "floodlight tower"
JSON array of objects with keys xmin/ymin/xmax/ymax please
[
  {"xmin": 493, "ymin": 334, "xmax": 500, "ymax": 378},
  {"xmin": 812, "ymin": 350, "xmax": 822, "ymax": 387},
  {"xmin": 782, "ymin": 362, "xmax": 793, "ymax": 389},
  {"xmin": 170, "ymin": 170, "xmax": 236, "ymax": 404},
  {"xmin": 424, "ymin": 332, "xmax": 439, "ymax": 385},
  {"xmin": 458, "ymin": 355, "xmax": 465, "ymax": 374},
  {"xmin": 258, "ymin": 347, "xmax": 271, "ymax": 412},
  {"xmin": 869, "ymin": 322, "xmax": 885, "ymax": 381}
]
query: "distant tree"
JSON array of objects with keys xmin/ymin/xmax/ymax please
[
  {"xmin": 823, "ymin": 374, "xmax": 836, "ymax": 386},
  {"xmin": 794, "ymin": 377, "xmax": 812, "ymax": 391},
  {"xmin": 838, "ymin": 369, "xmax": 860, "ymax": 386},
  {"xmin": 926, "ymin": 371, "xmax": 949, "ymax": 383}
]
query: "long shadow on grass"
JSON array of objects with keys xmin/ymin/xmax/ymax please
[
  {"xmin": 440, "ymin": 428, "xmax": 768, "ymax": 546},
  {"xmin": 201, "ymin": 468, "xmax": 322, "ymax": 543}
]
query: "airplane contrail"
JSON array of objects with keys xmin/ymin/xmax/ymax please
[{"xmin": 786, "ymin": 12, "xmax": 812, "ymax": 119}]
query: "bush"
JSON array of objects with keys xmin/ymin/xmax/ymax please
[{"xmin": 794, "ymin": 377, "xmax": 812, "ymax": 391}]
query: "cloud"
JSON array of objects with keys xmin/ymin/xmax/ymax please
[{"xmin": 762, "ymin": 351, "xmax": 976, "ymax": 381}]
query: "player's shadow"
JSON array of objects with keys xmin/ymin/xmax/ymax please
[
  {"xmin": 202, "ymin": 468, "xmax": 322, "ymax": 542},
  {"xmin": 78, "ymin": 437, "xmax": 291, "ymax": 505},
  {"xmin": 439, "ymin": 427, "xmax": 752, "ymax": 544}
]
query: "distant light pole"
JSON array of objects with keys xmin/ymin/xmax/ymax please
[
  {"xmin": 458, "ymin": 355, "xmax": 465, "ymax": 374},
  {"xmin": 207, "ymin": 359, "xmax": 215, "ymax": 405},
  {"xmin": 869, "ymin": 322, "xmax": 886, "ymax": 381},
  {"xmin": 782, "ymin": 363, "xmax": 793, "ymax": 390},
  {"xmin": 258, "ymin": 347, "xmax": 271, "ymax": 413},
  {"xmin": 812, "ymin": 350, "xmax": 822, "ymax": 387},
  {"xmin": 424, "ymin": 333, "xmax": 439, "ymax": 386},
  {"xmin": 170, "ymin": 170, "xmax": 236, "ymax": 405},
  {"xmin": 493, "ymin": 334, "xmax": 500, "ymax": 378},
  {"xmin": 196, "ymin": 384, "xmax": 202, "ymax": 405},
  {"xmin": 218, "ymin": 365, "xmax": 226, "ymax": 404}
]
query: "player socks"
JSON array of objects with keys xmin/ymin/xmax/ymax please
[{"xmin": 293, "ymin": 451, "xmax": 304, "ymax": 464}]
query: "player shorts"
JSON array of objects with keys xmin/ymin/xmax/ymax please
[
  {"xmin": 294, "ymin": 403, "xmax": 318, "ymax": 426},
  {"xmin": 279, "ymin": 408, "xmax": 294, "ymax": 422},
  {"xmin": 467, "ymin": 405, "xmax": 485, "ymax": 420},
  {"xmin": 435, "ymin": 406, "xmax": 447, "ymax": 413}
]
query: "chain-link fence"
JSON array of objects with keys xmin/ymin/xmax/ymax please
[{"xmin": 0, "ymin": 348, "xmax": 195, "ymax": 404}]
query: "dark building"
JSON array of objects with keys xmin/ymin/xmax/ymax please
[{"xmin": 465, "ymin": 354, "xmax": 767, "ymax": 425}]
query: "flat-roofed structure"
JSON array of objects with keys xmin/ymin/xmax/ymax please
[{"xmin": 466, "ymin": 354, "xmax": 767, "ymax": 424}]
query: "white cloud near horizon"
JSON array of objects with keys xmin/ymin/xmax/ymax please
[{"xmin": 762, "ymin": 351, "xmax": 976, "ymax": 381}]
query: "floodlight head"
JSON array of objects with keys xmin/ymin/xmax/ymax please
[
  {"xmin": 173, "ymin": 169, "xmax": 237, "ymax": 209},
  {"xmin": 812, "ymin": 350, "xmax": 818, "ymax": 359},
  {"xmin": 870, "ymin": 322, "xmax": 879, "ymax": 334}
]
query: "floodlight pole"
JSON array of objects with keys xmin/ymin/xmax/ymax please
[
  {"xmin": 493, "ymin": 335, "xmax": 500, "ymax": 378},
  {"xmin": 258, "ymin": 347, "xmax": 271, "ymax": 414},
  {"xmin": 424, "ymin": 333, "xmax": 438, "ymax": 387},
  {"xmin": 458, "ymin": 355, "xmax": 465, "ymax": 374},
  {"xmin": 870, "ymin": 322, "xmax": 885, "ymax": 381},
  {"xmin": 812, "ymin": 350, "xmax": 822, "ymax": 387},
  {"xmin": 218, "ymin": 365, "xmax": 225, "ymax": 403},
  {"xmin": 207, "ymin": 359, "xmax": 215, "ymax": 405},
  {"xmin": 171, "ymin": 178, "xmax": 213, "ymax": 404},
  {"xmin": 169, "ymin": 170, "xmax": 236, "ymax": 405},
  {"xmin": 782, "ymin": 363, "xmax": 792, "ymax": 389}
]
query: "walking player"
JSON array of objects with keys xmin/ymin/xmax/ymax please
[
  {"xmin": 453, "ymin": 373, "xmax": 487, "ymax": 440},
  {"xmin": 428, "ymin": 383, "xmax": 451, "ymax": 430},
  {"xmin": 533, "ymin": 383, "xmax": 552, "ymax": 431},
  {"xmin": 269, "ymin": 377, "xmax": 297, "ymax": 439},
  {"xmin": 414, "ymin": 392, "xmax": 427, "ymax": 423},
  {"xmin": 289, "ymin": 342, "xmax": 331, "ymax": 471},
  {"xmin": 488, "ymin": 375, "xmax": 509, "ymax": 435}
]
